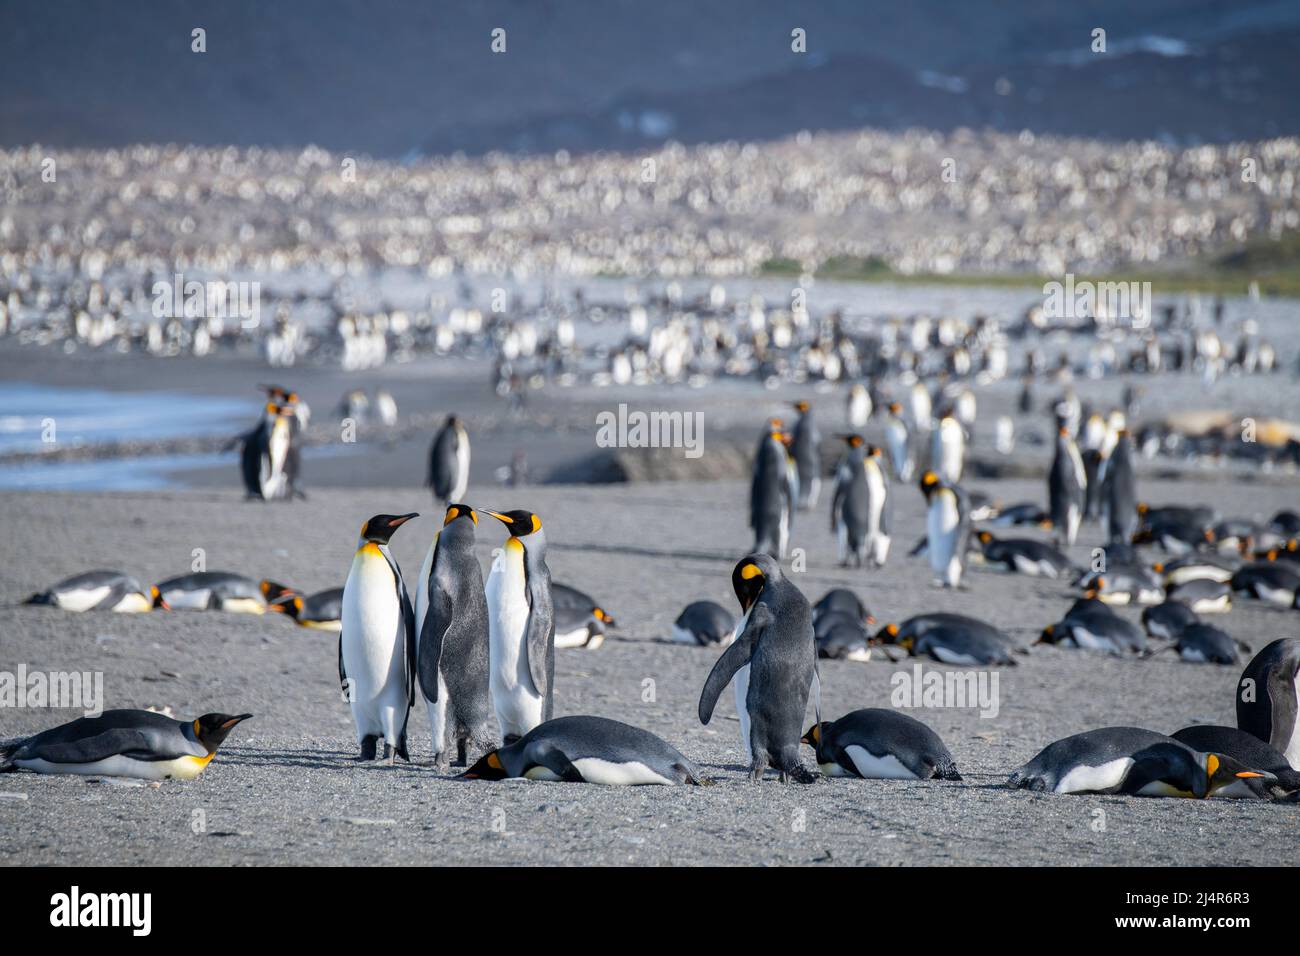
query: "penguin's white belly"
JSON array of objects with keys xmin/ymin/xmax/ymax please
[
  {"xmin": 844, "ymin": 745, "xmax": 920, "ymax": 780},
  {"xmin": 108, "ymin": 592, "xmax": 153, "ymax": 613},
  {"xmin": 342, "ymin": 552, "xmax": 407, "ymax": 739},
  {"xmin": 1169, "ymin": 566, "xmax": 1232, "ymax": 584},
  {"xmin": 554, "ymin": 625, "xmax": 593, "ymax": 648},
  {"xmin": 218, "ymin": 597, "xmax": 265, "ymax": 614},
  {"xmin": 16, "ymin": 754, "xmax": 210, "ymax": 781},
  {"xmin": 669, "ymin": 623, "xmax": 700, "ymax": 645},
  {"xmin": 1190, "ymin": 594, "xmax": 1230, "ymax": 613},
  {"xmin": 735, "ymin": 663, "xmax": 752, "ymax": 759},
  {"xmin": 927, "ymin": 494, "xmax": 960, "ymax": 584},
  {"xmin": 163, "ymin": 588, "xmax": 212, "ymax": 610},
  {"xmin": 452, "ymin": 437, "xmax": 470, "ymax": 501},
  {"xmin": 53, "ymin": 586, "xmax": 113, "ymax": 612},
  {"xmin": 570, "ymin": 758, "xmax": 673, "ymax": 786},
  {"xmin": 1011, "ymin": 554, "xmax": 1044, "ymax": 576},
  {"xmin": 1180, "ymin": 647, "xmax": 1208, "ymax": 662},
  {"xmin": 1287, "ymin": 680, "xmax": 1300, "ymax": 770},
  {"xmin": 1068, "ymin": 628, "xmax": 1113, "ymax": 652},
  {"xmin": 1134, "ymin": 779, "xmax": 1195, "ymax": 798},
  {"xmin": 1255, "ymin": 584, "xmax": 1294, "ymax": 606},
  {"xmin": 486, "ymin": 544, "xmax": 543, "ymax": 737},
  {"xmin": 929, "ymin": 646, "xmax": 981, "ymax": 666},
  {"xmin": 1056, "ymin": 757, "xmax": 1134, "ymax": 794}
]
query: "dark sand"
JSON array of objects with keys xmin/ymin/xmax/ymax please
[{"xmin": 2, "ymin": 473, "xmax": 1297, "ymax": 866}]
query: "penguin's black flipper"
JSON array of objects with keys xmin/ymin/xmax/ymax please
[
  {"xmin": 337, "ymin": 637, "xmax": 348, "ymax": 695},
  {"xmin": 379, "ymin": 544, "xmax": 418, "ymax": 707},
  {"xmin": 524, "ymin": 565, "xmax": 555, "ymax": 707},
  {"xmin": 418, "ymin": 548, "xmax": 453, "ymax": 703},
  {"xmin": 526, "ymin": 742, "xmax": 584, "ymax": 783},
  {"xmin": 23, "ymin": 592, "xmax": 53, "ymax": 605},
  {"xmin": 698, "ymin": 604, "xmax": 769, "ymax": 725}
]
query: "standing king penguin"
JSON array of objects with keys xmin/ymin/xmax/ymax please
[
  {"xmin": 1101, "ymin": 429, "xmax": 1139, "ymax": 545},
  {"xmin": 340, "ymin": 513, "xmax": 418, "ymax": 762},
  {"xmin": 919, "ymin": 470, "xmax": 970, "ymax": 588},
  {"xmin": 931, "ymin": 411, "xmax": 965, "ymax": 484},
  {"xmin": 1048, "ymin": 425, "xmax": 1087, "ymax": 548},
  {"xmin": 1237, "ymin": 638, "xmax": 1300, "ymax": 769},
  {"xmin": 415, "ymin": 504, "xmax": 495, "ymax": 768},
  {"xmin": 830, "ymin": 435, "xmax": 891, "ymax": 569},
  {"xmin": 428, "ymin": 415, "xmax": 470, "ymax": 507},
  {"xmin": 699, "ymin": 554, "xmax": 818, "ymax": 783},
  {"xmin": 790, "ymin": 400, "xmax": 821, "ymax": 511},
  {"xmin": 883, "ymin": 401, "xmax": 914, "ymax": 482},
  {"xmin": 482, "ymin": 508, "xmax": 555, "ymax": 742},
  {"xmin": 751, "ymin": 418, "xmax": 795, "ymax": 559}
]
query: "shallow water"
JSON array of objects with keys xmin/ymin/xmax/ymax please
[{"xmin": 0, "ymin": 383, "xmax": 250, "ymax": 454}]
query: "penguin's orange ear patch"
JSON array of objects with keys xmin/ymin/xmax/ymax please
[
  {"xmin": 530, "ymin": 514, "xmax": 542, "ymax": 533},
  {"xmin": 740, "ymin": 563, "xmax": 763, "ymax": 580},
  {"xmin": 1206, "ymin": 754, "xmax": 1220, "ymax": 777},
  {"xmin": 487, "ymin": 752, "xmax": 503, "ymax": 770},
  {"xmin": 445, "ymin": 507, "xmax": 460, "ymax": 525}
]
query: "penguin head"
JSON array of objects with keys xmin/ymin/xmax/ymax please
[
  {"xmin": 482, "ymin": 509, "xmax": 542, "ymax": 538},
  {"xmin": 360, "ymin": 513, "xmax": 419, "ymax": 544},
  {"xmin": 887, "ymin": 401, "xmax": 902, "ymax": 416},
  {"xmin": 1035, "ymin": 623, "xmax": 1057, "ymax": 645},
  {"xmin": 193, "ymin": 713, "xmax": 253, "ymax": 754},
  {"xmin": 918, "ymin": 470, "xmax": 942, "ymax": 498},
  {"xmin": 732, "ymin": 554, "xmax": 779, "ymax": 611},
  {"xmin": 149, "ymin": 585, "xmax": 170, "ymax": 610},
  {"xmin": 1203, "ymin": 752, "xmax": 1274, "ymax": 797},
  {"xmin": 793, "ymin": 400, "xmax": 810, "ymax": 414},
  {"xmin": 977, "ymin": 530, "xmax": 994, "ymax": 545},
  {"xmin": 461, "ymin": 750, "xmax": 509, "ymax": 780},
  {"xmin": 444, "ymin": 504, "xmax": 477, "ymax": 526},
  {"xmin": 866, "ymin": 444, "xmax": 883, "ymax": 459},
  {"xmin": 872, "ymin": 622, "xmax": 901, "ymax": 645},
  {"xmin": 800, "ymin": 723, "xmax": 826, "ymax": 753},
  {"xmin": 837, "ymin": 433, "xmax": 865, "ymax": 448},
  {"xmin": 260, "ymin": 580, "xmax": 296, "ymax": 604},
  {"xmin": 268, "ymin": 593, "xmax": 304, "ymax": 621}
]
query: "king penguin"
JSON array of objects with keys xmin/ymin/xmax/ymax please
[
  {"xmin": 750, "ymin": 418, "xmax": 795, "ymax": 559},
  {"xmin": 802, "ymin": 708, "xmax": 961, "ymax": 780},
  {"xmin": 482, "ymin": 508, "xmax": 555, "ymax": 743},
  {"xmin": 1007, "ymin": 726, "xmax": 1269, "ymax": 797},
  {"xmin": 1101, "ymin": 429, "xmax": 1138, "ymax": 545},
  {"xmin": 919, "ymin": 470, "xmax": 969, "ymax": 588},
  {"xmin": 340, "ymin": 512, "xmax": 419, "ymax": 762},
  {"xmin": 1047, "ymin": 425, "xmax": 1086, "ymax": 548},
  {"xmin": 461, "ymin": 715, "xmax": 702, "ymax": 785},
  {"xmin": 790, "ymin": 400, "xmax": 821, "ymax": 510},
  {"xmin": 698, "ymin": 554, "xmax": 818, "ymax": 783},
  {"xmin": 24, "ymin": 571, "xmax": 166, "ymax": 613},
  {"xmin": 931, "ymin": 411, "xmax": 965, "ymax": 484},
  {"xmin": 670, "ymin": 600, "xmax": 735, "ymax": 646},
  {"xmin": 428, "ymin": 415, "xmax": 470, "ymax": 506},
  {"xmin": 1237, "ymin": 638, "xmax": 1300, "ymax": 769},
  {"xmin": 414, "ymin": 504, "xmax": 495, "ymax": 768},
  {"xmin": 830, "ymin": 436, "xmax": 891, "ymax": 569},
  {"xmin": 1, "ymin": 709, "xmax": 250, "ymax": 781},
  {"xmin": 883, "ymin": 401, "xmax": 914, "ymax": 482}
]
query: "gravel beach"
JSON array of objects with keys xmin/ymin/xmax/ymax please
[{"xmin": 2, "ymin": 475, "xmax": 1296, "ymax": 866}]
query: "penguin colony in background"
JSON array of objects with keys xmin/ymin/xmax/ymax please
[{"xmin": 10, "ymin": 372, "xmax": 1300, "ymax": 801}]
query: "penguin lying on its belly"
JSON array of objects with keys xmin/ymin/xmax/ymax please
[
  {"xmin": 1037, "ymin": 594, "xmax": 1146, "ymax": 656},
  {"xmin": 24, "ymin": 571, "xmax": 167, "ymax": 613},
  {"xmin": 1, "ymin": 709, "xmax": 251, "ymax": 781},
  {"xmin": 1170, "ymin": 725, "xmax": 1300, "ymax": 798},
  {"xmin": 550, "ymin": 582, "xmax": 615, "ymax": 650},
  {"xmin": 155, "ymin": 571, "xmax": 275, "ymax": 614},
  {"xmin": 1146, "ymin": 622, "xmax": 1248, "ymax": 665},
  {"xmin": 461, "ymin": 716, "xmax": 701, "ymax": 786},
  {"xmin": 802, "ymin": 709, "xmax": 961, "ymax": 780},
  {"xmin": 974, "ymin": 531, "xmax": 1075, "ymax": 578},
  {"xmin": 670, "ymin": 600, "xmax": 735, "ymax": 646},
  {"xmin": 1008, "ymin": 727, "xmax": 1272, "ymax": 797},
  {"xmin": 874, "ymin": 614, "xmax": 1017, "ymax": 666}
]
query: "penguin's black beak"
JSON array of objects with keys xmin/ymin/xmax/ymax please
[
  {"xmin": 223, "ymin": 714, "xmax": 254, "ymax": 729},
  {"xmin": 391, "ymin": 513, "xmax": 419, "ymax": 527},
  {"xmin": 482, "ymin": 510, "xmax": 511, "ymax": 525}
]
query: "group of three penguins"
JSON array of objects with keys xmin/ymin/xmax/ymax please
[{"xmin": 341, "ymin": 505, "xmax": 1299, "ymax": 799}]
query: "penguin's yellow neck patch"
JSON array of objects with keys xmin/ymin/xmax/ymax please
[
  {"xmin": 506, "ymin": 537, "xmax": 524, "ymax": 553},
  {"xmin": 358, "ymin": 542, "xmax": 384, "ymax": 558}
]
